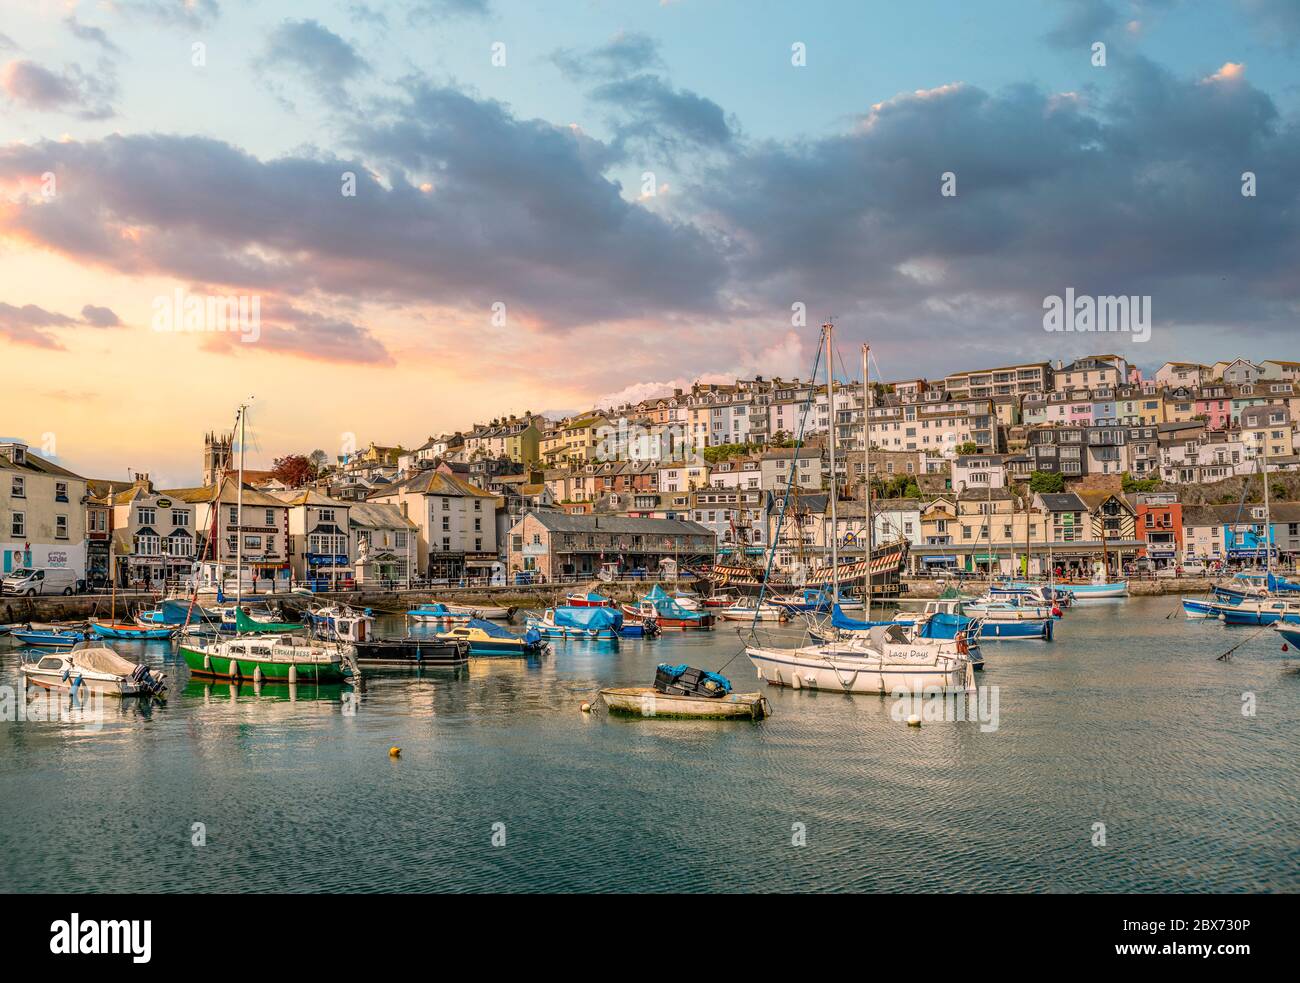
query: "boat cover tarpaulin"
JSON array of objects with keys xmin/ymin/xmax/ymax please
[
  {"xmin": 553, "ymin": 607, "xmax": 623, "ymax": 630},
  {"xmin": 466, "ymin": 618, "xmax": 520, "ymax": 638},
  {"xmin": 235, "ymin": 608, "xmax": 302, "ymax": 634},
  {"xmin": 830, "ymin": 604, "xmax": 893, "ymax": 631},
  {"xmin": 1268, "ymin": 573, "xmax": 1300, "ymax": 593},
  {"xmin": 918, "ymin": 612, "xmax": 974, "ymax": 639},
  {"xmin": 71, "ymin": 648, "xmax": 141, "ymax": 676}
]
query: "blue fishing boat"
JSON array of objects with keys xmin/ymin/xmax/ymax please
[
  {"xmin": 1181, "ymin": 597, "xmax": 1221, "ymax": 619},
  {"xmin": 90, "ymin": 621, "xmax": 174, "ymax": 640},
  {"xmin": 1217, "ymin": 599, "xmax": 1300, "ymax": 626},
  {"xmin": 528, "ymin": 606, "xmax": 622, "ymax": 641},
  {"xmin": 10, "ymin": 627, "xmax": 91, "ymax": 649}
]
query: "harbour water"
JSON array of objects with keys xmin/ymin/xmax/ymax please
[{"xmin": 1, "ymin": 596, "xmax": 1297, "ymax": 893}]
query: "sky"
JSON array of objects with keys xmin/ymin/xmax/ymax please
[{"xmin": 1, "ymin": 0, "xmax": 1298, "ymax": 485}]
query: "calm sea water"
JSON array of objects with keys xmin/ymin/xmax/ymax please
[{"xmin": 2, "ymin": 596, "xmax": 1297, "ymax": 893}]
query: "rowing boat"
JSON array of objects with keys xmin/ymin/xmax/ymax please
[{"xmin": 599, "ymin": 687, "xmax": 771, "ymax": 720}]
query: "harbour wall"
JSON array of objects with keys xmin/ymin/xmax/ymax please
[{"xmin": 2, "ymin": 577, "xmax": 1219, "ymax": 623}]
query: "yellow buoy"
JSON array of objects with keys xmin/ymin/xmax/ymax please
[
  {"xmin": 906, "ymin": 714, "xmax": 922, "ymax": 727},
  {"xmin": 388, "ymin": 746, "xmax": 401, "ymax": 757}
]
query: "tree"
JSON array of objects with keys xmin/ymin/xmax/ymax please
[
  {"xmin": 271, "ymin": 454, "xmax": 317, "ymax": 487},
  {"xmin": 1029, "ymin": 470, "xmax": 1065, "ymax": 494},
  {"xmin": 1121, "ymin": 471, "xmax": 1159, "ymax": 493}
]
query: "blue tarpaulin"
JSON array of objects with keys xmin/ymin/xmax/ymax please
[{"xmin": 553, "ymin": 606, "xmax": 624, "ymax": 630}]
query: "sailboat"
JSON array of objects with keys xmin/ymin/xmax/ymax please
[
  {"xmin": 746, "ymin": 325, "xmax": 976, "ymax": 695},
  {"xmin": 177, "ymin": 402, "xmax": 353, "ymax": 684}
]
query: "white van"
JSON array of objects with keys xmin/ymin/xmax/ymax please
[{"xmin": 0, "ymin": 567, "xmax": 79, "ymax": 596}]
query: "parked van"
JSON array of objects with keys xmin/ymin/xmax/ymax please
[{"xmin": 0, "ymin": 567, "xmax": 79, "ymax": 596}]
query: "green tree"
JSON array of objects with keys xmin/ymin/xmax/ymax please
[{"xmin": 1029, "ymin": 470, "xmax": 1065, "ymax": 494}]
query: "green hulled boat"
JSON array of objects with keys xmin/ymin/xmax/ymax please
[{"xmin": 179, "ymin": 632, "xmax": 350, "ymax": 683}]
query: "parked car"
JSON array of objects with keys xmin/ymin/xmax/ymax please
[{"xmin": 0, "ymin": 567, "xmax": 79, "ymax": 596}]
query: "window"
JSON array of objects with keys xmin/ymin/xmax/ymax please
[
  {"xmin": 10, "ymin": 512, "xmax": 24, "ymax": 537},
  {"xmin": 56, "ymin": 515, "xmax": 68, "ymax": 540},
  {"xmin": 11, "ymin": 476, "xmax": 24, "ymax": 498}
]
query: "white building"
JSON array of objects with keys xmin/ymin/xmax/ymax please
[{"xmin": 0, "ymin": 441, "xmax": 88, "ymax": 582}]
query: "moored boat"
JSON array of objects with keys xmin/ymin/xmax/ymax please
[
  {"xmin": 179, "ymin": 633, "xmax": 350, "ymax": 683},
  {"xmin": 9, "ymin": 625, "xmax": 92, "ymax": 649},
  {"xmin": 90, "ymin": 621, "xmax": 174, "ymax": 641},
  {"xmin": 565, "ymin": 590, "xmax": 615, "ymax": 608},
  {"xmin": 352, "ymin": 636, "xmax": 470, "ymax": 668},
  {"xmin": 600, "ymin": 687, "xmax": 770, "ymax": 720},
  {"xmin": 436, "ymin": 618, "xmax": 546, "ymax": 655},
  {"xmin": 19, "ymin": 647, "xmax": 167, "ymax": 697},
  {"xmin": 407, "ymin": 602, "xmax": 473, "ymax": 623},
  {"xmin": 528, "ymin": 606, "xmax": 622, "ymax": 640}
]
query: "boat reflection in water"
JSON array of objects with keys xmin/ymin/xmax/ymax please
[{"xmin": 181, "ymin": 677, "xmax": 354, "ymax": 704}]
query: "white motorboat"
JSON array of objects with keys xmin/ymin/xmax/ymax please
[
  {"xmin": 718, "ymin": 598, "xmax": 788, "ymax": 622},
  {"xmin": 439, "ymin": 602, "xmax": 516, "ymax": 620},
  {"xmin": 19, "ymin": 647, "xmax": 167, "ymax": 697}
]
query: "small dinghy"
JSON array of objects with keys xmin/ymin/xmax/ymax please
[
  {"xmin": 20, "ymin": 647, "xmax": 167, "ymax": 697},
  {"xmin": 10, "ymin": 625, "xmax": 92, "ymax": 649},
  {"xmin": 599, "ymin": 664, "xmax": 770, "ymax": 720}
]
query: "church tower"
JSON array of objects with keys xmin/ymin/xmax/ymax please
[{"xmin": 204, "ymin": 431, "xmax": 232, "ymax": 487}]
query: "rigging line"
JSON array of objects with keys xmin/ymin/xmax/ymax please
[{"xmin": 716, "ymin": 328, "xmax": 827, "ymax": 673}]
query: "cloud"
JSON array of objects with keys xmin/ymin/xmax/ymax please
[
  {"xmin": 1238, "ymin": 0, "xmax": 1300, "ymax": 43},
  {"xmin": 0, "ymin": 83, "xmax": 727, "ymax": 331},
  {"xmin": 81, "ymin": 304, "xmax": 122, "ymax": 327},
  {"xmin": 117, "ymin": 1, "xmax": 221, "ymax": 30},
  {"xmin": 199, "ymin": 300, "xmax": 393, "ymax": 365},
  {"xmin": 552, "ymin": 32, "xmax": 664, "ymax": 81},
  {"xmin": 406, "ymin": 0, "xmax": 492, "ymax": 19},
  {"xmin": 592, "ymin": 74, "xmax": 733, "ymax": 149},
  {"xmin": 257, "ymin": 19, "xmax": 370, "ymax": 100},
  {"xmin": 678, "ymin": 56, "xmax": 1300, "ymax": 368},
  {"xmin": 0, "ymin": 59, "xmax": 117, "ymax": 119},
  {"xmin": 65, "ymin": 15, "xmax": 121, "ymax": 55},
  {"xmin": 0, "ymin": 301, "xmax": 122, "ymax": 347}
]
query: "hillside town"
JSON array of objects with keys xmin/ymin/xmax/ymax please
[{"xmin": 3, "ymin": 354, "xmax": 1299, "ymax": 594}]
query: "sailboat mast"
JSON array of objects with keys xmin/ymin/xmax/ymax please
[
  {"xmin": 236, "ymin": 403, "xmax": 246, "ymax": 611},
  {"xmin": 824, "ymin": 323, "xmax": 839, "ymax": 601},
  {"xmin": 1261, "ymin": 436, "xmax": 1272, "ymax": 575},
  {"xmin": 862, "ymin": 342, "xmax": 871, "ymax": 620}
]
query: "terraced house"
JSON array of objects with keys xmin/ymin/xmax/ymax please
[{"xmin": 0, "ymin": 440, "xmax": 87, "ymax": 581}]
